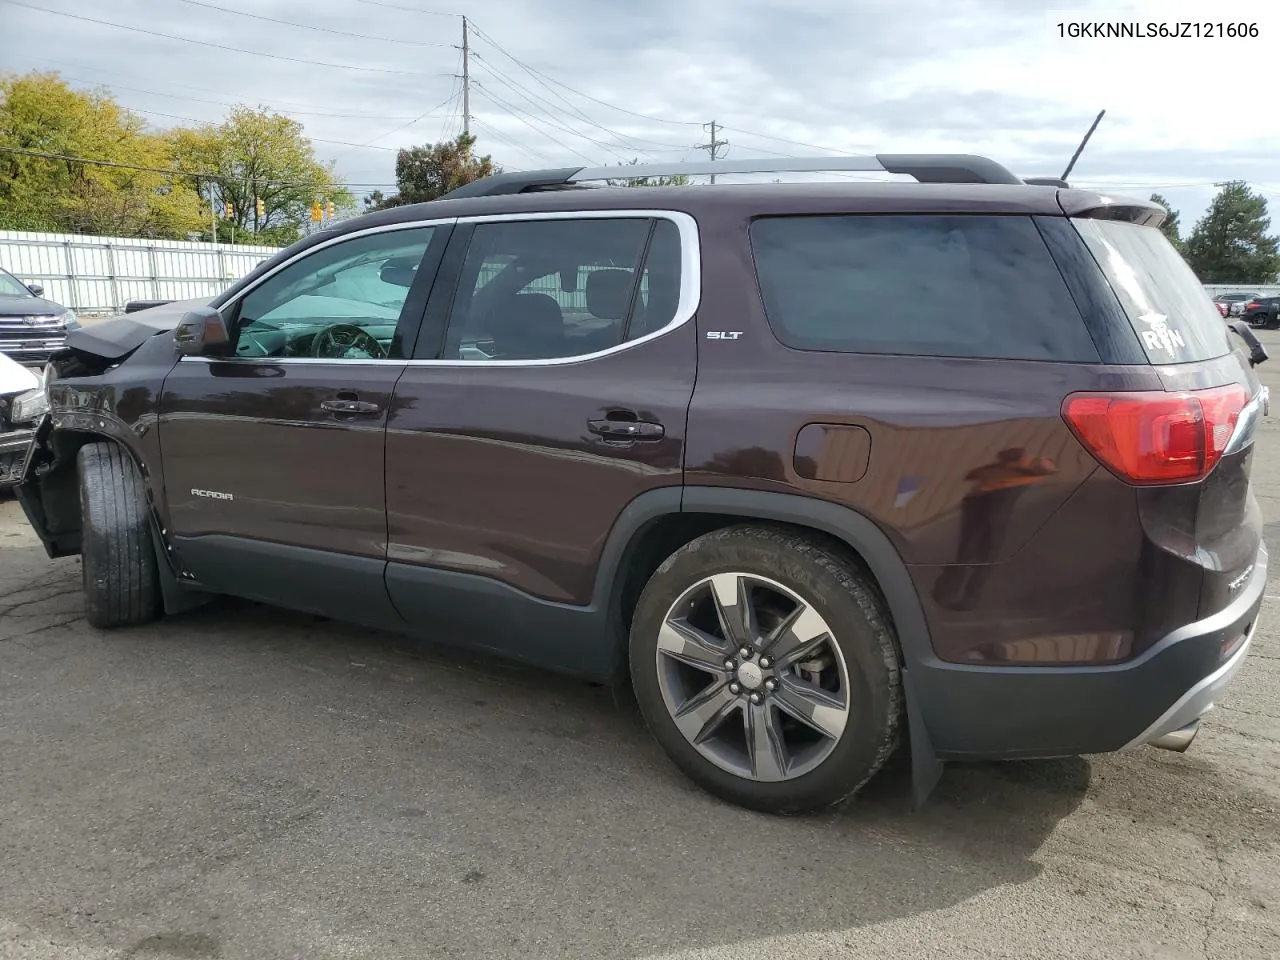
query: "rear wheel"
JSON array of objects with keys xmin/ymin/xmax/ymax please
[
  {"xmin": 628, "ymin": 525, "xmax": 902, "ymax": 814},
  {"xmin": 78, "ymin": 442, "xmax": 161, "ymax": 628}
]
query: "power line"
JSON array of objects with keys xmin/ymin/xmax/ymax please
[
  {"xmin": 3, "ymin": 1, "xmax": 448, "ymax": 76},
  {"xmin": 171, "ymin": 0, "xmax": 451, "ymax": 47},
  {"xmin": 467, "ymin": 37, "xmax": 691, "ymax": 153},
  {"xmin": 471, "ymin": 86, "xmax": 598, "ymax": 164},
  {"xmin": 471, "ymin": 64, "xmax": 631, "ymax": 161},
  {"xmin": 361, "ymin": 87, "xmax": 459, "ymax": 147},
  {"xmin": 0, "ymin": 145, "xmax": 397, "ymax": 188},
  {"xmin": 354, "ymin": 0, "xmax": 460, "ymax": 15},
  {"xmin": 471, "ymin": 117, "xmax": 553, "ymax": 164},
  {"xmin": 51, "ymin": 72, "xmax": 425, "ymax": 120},
  {"xmin": 124, "ymin": 106, "xmax": 402, "ymax": 152}
]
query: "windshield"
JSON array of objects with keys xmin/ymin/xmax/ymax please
[
  {"xmin": 0, "ymin": 268, "xmax": 33, "ymax": 298},
  {"xmin": 1073, "ymin": 218, "xmax": 1232, "ymax": 364}
]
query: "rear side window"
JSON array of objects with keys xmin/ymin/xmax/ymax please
[
  {"xmin": 749, "ymin": 215, "xmax": 1100, "ymax": 362},
  {"xmin": 1072, "ymin": 218, "xmax": 1232, "ymax": 364}
]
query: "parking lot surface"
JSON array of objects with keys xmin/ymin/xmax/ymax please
[{"xmin": 2, "ymin": 338, "xmax": 1279, "ymax": 960}]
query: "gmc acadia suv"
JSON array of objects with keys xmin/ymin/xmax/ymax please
[{"xmin": 13, "ymin": 154, "xmax": 1269, "ymax": 813}]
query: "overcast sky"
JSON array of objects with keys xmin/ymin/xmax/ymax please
[{"xmin": 1, "ymin": 0, "xmax": 1276, "ymax": 230}]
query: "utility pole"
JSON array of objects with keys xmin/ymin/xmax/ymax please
[
  {"xmin": 697, "ymin": 120, "xmax": 728, "ymax": 183},
  {"xmin": 461, "ymin": 16, "xmax": 471, "ymax": 138}
]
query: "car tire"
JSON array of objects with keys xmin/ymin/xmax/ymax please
[
  {"xmin": 78, "ymin": 441, "xmax": 161, "ymax": 629},
  {"xmin": 628, "ymin": 524, "xmax": 902, "ymax": 814}
]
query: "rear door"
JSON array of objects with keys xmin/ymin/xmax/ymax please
[
  {"xmin": 158, "ymin": 222, "xmax": 451, "ymax": 626},
  {"xmin": 382, "ymin": 211, "xmax": 698, "ymax": 676}
]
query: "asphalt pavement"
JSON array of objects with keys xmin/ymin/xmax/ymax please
[{"xmin": 1, "ymin": 337, "xmax": 1278, "ymax": 959}]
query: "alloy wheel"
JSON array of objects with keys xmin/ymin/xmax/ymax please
[{"xmin": 654, "ymin": 572, "xmax": 851, "ymax": 782}]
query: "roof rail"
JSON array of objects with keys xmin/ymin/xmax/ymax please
[{"xmin": 438, "ymin": 153, "xmax": 1026, "ymax": 200}]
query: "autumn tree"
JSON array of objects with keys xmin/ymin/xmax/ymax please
[
  {"xmin": 172, "ymin": 106, "xmax": 353, "ymax": 245},
  {"xmin": 1149, "ymin": 193, "xmax": 1182, "ymax": 251},
  {"xmin": 0, "ymin": 71, "xmax": 205, "ymax": 237},
  {"xmin": 1183, "ymin": 181, "xmax": 1280, "ymax": 284},
  {"xmin": 364, "ymin": 133, "xmax": 499, "ymax": 210},
  {"xmin": 606, "ymin": 157, "xmax": 690, "ymax": 188}
]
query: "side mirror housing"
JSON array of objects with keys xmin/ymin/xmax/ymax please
[
  {"xmin": 174, "ymin": 306, "xmax": 231, "ymax": 356},
  {"xmin": 26, "ymin": 283, "xmax": 44, "ymax": 297}
]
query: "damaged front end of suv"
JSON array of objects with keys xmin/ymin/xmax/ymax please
[
  {"xmin": 0, "ymin": 352, "xmax": 51, "ymax": 489},
  {"xmin": 10, "ymin": 299, "xmax": 207, "ymax": 564}
]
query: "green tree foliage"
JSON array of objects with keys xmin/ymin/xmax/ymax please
[
  {"xmin": 1184, "ymin": 181, "xmax": 1280, "ymax": 284},
  {"xmin": 172, "ymin": 106, "xmax": 353, "ymax": 246},
  {"xmin": 364, "ymin": 133, "xmax": 499, "ymax": 210},
  {"xmin": 606, "ymin": 157, "xmax": 690, "ymax": 188},
  {"xmin": 1149, "ymin": 192, "xmax": 1182, "ymax": 251},
  {"xmin": 0, "ymin": 72, "xmax": 205, "ymax": 237}
]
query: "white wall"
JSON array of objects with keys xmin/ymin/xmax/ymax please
[{"xmin": 0, "ymin": 230, "xmax": 281, "ymax": 315}]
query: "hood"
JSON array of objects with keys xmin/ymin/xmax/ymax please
[
  {"xmin": 64, "ymin": 296, "xmax": 210, "ymax": 362},
  {"xmin": 0, "ymin": 294, "xmax": 65, "ymax": 318},
  {"xmin": 0, "ymin": 350, "xmax": 41, "ymax": 396}
]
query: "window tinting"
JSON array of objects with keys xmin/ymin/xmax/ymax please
[
  {"xmin": 750, "ymin": 215, "xmax": 1100, "ymax": 362},
  {"xmin": 232, "ymin": 226, "xmax": 436, "ymax": 360},
  {"xmin": 442, "ymin": 216, "xmax": 682, "ymax": 361},
  {"xmin": 1073, "ymin": 218, "xmax": 1232, "ymax": 364}
]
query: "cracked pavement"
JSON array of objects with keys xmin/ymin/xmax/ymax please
[{"xmin": 1, "ymin": 341, "xmax": 1279, "ymax": 960}]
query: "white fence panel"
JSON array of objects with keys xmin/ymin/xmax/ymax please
[{"xmin": 0, "ymin": 230, "xmax": 280, "ymax": 314}]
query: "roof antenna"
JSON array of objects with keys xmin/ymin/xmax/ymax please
[{"xmin": 1061, "ymin": 109, "xmax": 1106, "ymax": 183}]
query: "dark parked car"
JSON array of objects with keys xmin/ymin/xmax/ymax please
[
  {"xmin": 13, "ymin": 155, "xmax": 1268, "ymax": 813},
  {"xmin": 0, "ymin": 267, "xmax": 78, "ymax": 366},
  {"xmin": 1243, "ymin": 295, "xmax": 1280, "ymax": 328},
  {"xmin": 1214, "ymin": 291, "xmax": 1258, "ymax": 318}
]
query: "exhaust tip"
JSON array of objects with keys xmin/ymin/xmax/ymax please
[{"xmin": 1149, "ymin": 721, "xmax": 1199, "ymax": 752}]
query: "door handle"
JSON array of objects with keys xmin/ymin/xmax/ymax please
[
  {"xmin": 321, "ymin": 398, "xmax": 380, "ymax": 415},
  {"xmin": 587, "ymin": 418, "xmax": 664, "ymax": 440}
]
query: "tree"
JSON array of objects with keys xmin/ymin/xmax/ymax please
[
  {"xmin": 365, "ymin": 133, "xmax": 499, "ymax": 210},
  {"xmin": 1183, "ymin": 181, "xmax": 1280, "ymax": 284},
  {"xmin": 606, "ymin": 157, "xmax": 690, "ymax": 188},
  {"xmin": 1149, "ymin": 193, "xmax": 1182, "ymax": 251},
  {"xmin": 172, "ymin": 106, "xmax": 353, "ymax": 245},
  {"xmin": 0, "ymin": 71, "xmax": 205, "ymax": 237}
]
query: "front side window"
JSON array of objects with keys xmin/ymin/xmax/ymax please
[
  {"xmin": 440, "ymin": 216, "xmax": 683, "ymax": 361},
  {"xmin": 0, "ymin": 269, "xmax": 33, "ymax": 298},
  {"xmin": 230, "ymin": 226, "xmax": 437, "ymax": 360},
  {"xmin": 750, "ymin": 214, "xmax": 1101, "ymax": 362}
]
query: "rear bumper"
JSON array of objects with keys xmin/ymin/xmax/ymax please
[{"xmin": 910, "ymin": 544, "xmax": 1267, "ymax": 760}]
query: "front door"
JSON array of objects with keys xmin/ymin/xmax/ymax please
[
  {"xmin": 383, "ymin": 212, "xmax": 698, "ymax": 676},
  {"xmin": 158, "ymin": 223, "xmax": 449, "ymax": 626}
]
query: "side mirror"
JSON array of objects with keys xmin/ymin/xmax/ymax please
[
  {"xmin": 26, "ymin": 283, "xmax": 44, "ymax": 297},
  {"xmin": 174, "ymin": 306, "xmax": 231, "ymax": 356}
]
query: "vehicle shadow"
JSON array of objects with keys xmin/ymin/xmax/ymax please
[{"xmin": 0, "ymin": 597, "xmax": 1091, "ymax": 960}]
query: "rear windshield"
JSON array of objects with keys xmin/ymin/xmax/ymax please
[
  {"xmin": 749, "ymin": 214, "xmax": 1100, "ymax": 362},
  {"xmin": 1072, "ymin": 218, "xmax": 1232, "ymax": 364}
]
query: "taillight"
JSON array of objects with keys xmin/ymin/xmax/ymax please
[{"xmin": 1062, "ymin": 384, "xmax": 1249, "ymax": 484}]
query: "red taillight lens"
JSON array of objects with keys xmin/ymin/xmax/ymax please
[{"xmin": 1063, "ymin": 385, "xmax": 1249, "ymax": 484}]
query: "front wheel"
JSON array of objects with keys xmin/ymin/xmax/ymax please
[
  {"xmin": 629, "ymin": 525, "xmax": 902, "ymax": 814},
  {"xmin": 78, "ymin": 442, "xmax": 161, "ymax": 628}
]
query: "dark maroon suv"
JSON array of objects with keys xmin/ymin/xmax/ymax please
[{"xmin": 13, "ymin": 154, "xmax": 1269, "ymax": 813}]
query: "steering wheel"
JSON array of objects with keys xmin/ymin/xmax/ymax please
[{"xmin": 310, "ymin": 323, "xmax": 388, "ymax": 360}]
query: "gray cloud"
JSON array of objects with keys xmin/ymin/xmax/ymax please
[{"xmin": 0, "ymin": 0, "xmax": 1274, "ymax": 226}]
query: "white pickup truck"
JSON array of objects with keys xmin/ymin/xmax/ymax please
[{"xmin": 0, "ymin": 353, "xmax": 47, "ymax": 488}]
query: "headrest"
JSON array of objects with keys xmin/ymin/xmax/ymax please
[
  {"xmin": 585, "ymin": 269, "xmax": 634, "ymax": 321},
  {"xmin": 488, "ymin": 293, "xmax": 565, "ymax": 359}
]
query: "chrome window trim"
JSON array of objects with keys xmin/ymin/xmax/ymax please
[{"xmin": 180, "ymin": 208, "xmax": 700, "ymax": 369}]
